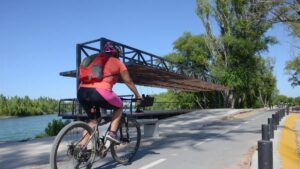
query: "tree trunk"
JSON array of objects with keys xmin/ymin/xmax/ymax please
[
  {"xmin": 222, "ymin": 90, "xmax": 230, "ymax": 108},
  {"xmin": 229, "ymin": 90, "xmax": 235, "ymax": 108}
]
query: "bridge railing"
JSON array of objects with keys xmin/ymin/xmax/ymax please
[{"xmin": 57, "ymin": 96, "xmax": 192, "ymax": 120}]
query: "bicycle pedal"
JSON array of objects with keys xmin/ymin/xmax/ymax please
[
  {"xmin": 100, "ymin": 148, "xmax": 109, "ymax": 158},
  {"xmin": 113, "ymin": 142, "xmax": 121, "ymax": 145}
]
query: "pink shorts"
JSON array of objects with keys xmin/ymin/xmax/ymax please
[{"xmin": 96, "ymin": 88, "xmax": 123, "ymax": 108}]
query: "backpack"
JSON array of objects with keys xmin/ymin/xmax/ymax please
[{"xmin": 79, "ymin": 53, "xmax": 109, "ymax": 83}]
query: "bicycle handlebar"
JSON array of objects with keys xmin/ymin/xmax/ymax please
[
  {"xmin": 119, "ymin": 94, "xmax": 154, "ymax": 108},
  {"xmin": 120, "ymin": 98, "xmax": 142, "ymax": 101}
]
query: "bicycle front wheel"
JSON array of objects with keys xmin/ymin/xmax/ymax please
[
  {"xmin": 50, "ymin": 121, "xmax": 96, "ymax": 169},
  {"xmin": 111, "ymin": 117, "xmax": 141, "ymax": 164}
]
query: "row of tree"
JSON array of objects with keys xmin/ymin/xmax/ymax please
[
  {"xmin": 0, "ymin": 94, "xmax": 59, "ymax": 116},
  {"xmin": 152, "ymin": 91, "xmax": 300, "ymax": 110},
  {"xmin": 156, "ymin": 0, "xmax": 300, "ymax": 109}
]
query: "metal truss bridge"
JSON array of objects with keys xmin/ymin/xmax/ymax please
[{"xmin": 60, "ymin": 37, "xmax": 228, "ymax": 92}]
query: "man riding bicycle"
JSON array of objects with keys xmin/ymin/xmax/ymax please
[{"xmin": 77, "ymin": 41, "xmax": 142, "ymax": 145}]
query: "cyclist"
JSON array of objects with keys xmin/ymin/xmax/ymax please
[{"xmin": 77, "ymin": 41, "xmax": 142, "ymax": 145}]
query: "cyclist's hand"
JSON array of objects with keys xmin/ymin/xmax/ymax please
[
  {"xmin": 135, "ymin": 96, "xmax": 143, "ymax": 107},
  {"xmin": 135, "ymin": 96, "xmax": 143, "ymax": 113}
]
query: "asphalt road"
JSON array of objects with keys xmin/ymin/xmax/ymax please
[{"xmin": 0, "ymin": 108, "xmax": 277, "ymax": 169}]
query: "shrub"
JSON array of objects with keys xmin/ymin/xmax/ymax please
[
  {"xmin": 35, "ymin": 132, "xmax": 48, "ymax": 138},
  {"xmin": 253, "ymin": 99, "xmax": 264, "ymax": 108},
  {"xmin": 45, "ymin": 119, "xmax": 71, "ymax": 136}
]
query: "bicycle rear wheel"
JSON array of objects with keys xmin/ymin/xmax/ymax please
[
  {"xmin": 50, "ymin": 121, "xmax": 96, "ymax": 169},
  {"xmin": 111, "ymin": 117, "xmax": 141, "ymax": 164}
]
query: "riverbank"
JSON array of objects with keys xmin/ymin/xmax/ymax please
[
  {"xmin": 0, "ymin": 116, "xmax": 15, "ymax": 119},
  {"xmin": 0, "ymin": 112, "xmax": 57, "ymax": 118},
  {"xmin": 0, "ymin": 114, "xmax": 61, "ymax": 142}
]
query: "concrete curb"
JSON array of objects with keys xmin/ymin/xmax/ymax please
[{"xmin": 295, "ymin": 120, "xmax": 300, "ymax": 156}]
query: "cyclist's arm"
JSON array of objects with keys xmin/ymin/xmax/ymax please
[{"xmin": 120, "ymin": 70, "xmax": 141, "ymax": 99}]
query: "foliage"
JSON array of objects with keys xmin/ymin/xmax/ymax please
[
  {"xmin": 275, "ymin": 1, "xmax": 300, "ymax": 38},
  {"xmin": 164, "ymin": 33, "xmax": 211, "ymax": 73},
  {"xmin": 273, "ymin": 95, "xmax": 290, "ymax": 105},
  {"xmin": 151, "ymin": 91, "xmax": 300, "ymax": 109},
  {"xmin": 285, "ymin": 56, "xmax": 300, "ymax": 87},
  {"xmin": 151, "ymin": 91, "xmax": 210, "ymax": 110},
  {"xmin": 35, "ymin": 132, "xmax": 48, "ymax": 138},
  {"xmin": 161, "ymin": 33, "xmax": 227, "ymax": 109},
  {"xmin": 158, "ymin": 0, "xmax": 299, "ymax": 109},
  {"xmin": 193, "ymin": 0, "xmax": 285, "ymax": 108},
  {"xmin": 150, "ymin": 92, "xmax": 196, "ymax": 110},
  {"xmin": 294, "ymin": 97, "xmax": 300, "ymax": 105},
  {"xmin": 288, "ymin": 22, "xmax": 300, "ymax": 38},
  {"xmin": 0, "ymin": 94, "xmax": 60, "ymax": 116},
  {"xmin": 44, "ymin": 119, "xmax": 71, "ymax": 136}
]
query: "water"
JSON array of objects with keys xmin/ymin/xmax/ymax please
[{"xmin": 0, "ymin": 114, "xmax": 62, "ymax": 142}]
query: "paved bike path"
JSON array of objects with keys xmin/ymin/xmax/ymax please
[
  {"xmin": 0, "ymin": 108, "xmax": 252, "ymax": 169},
  {"xmin": 0, "ymin": 136, "xmax": 55, "ymax": 169},
  {"xmin": 103, "ymin": 108, "xmax": 272, "ymax": 169}
]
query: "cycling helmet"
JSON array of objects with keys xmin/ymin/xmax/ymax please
[
  {"xmin": 115, "ymin": 45, "xmax": 122, "ymax": 57},
  {"xmin": 103, "ymin": 41, "xmax": 120, "ymax": 57}
]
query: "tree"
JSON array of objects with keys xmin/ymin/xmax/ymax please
[
  {"xmin": 161, "ymin": 32, "xmax": 228, "ymax": 109},
  {"xmin": 164, "ymin": 32, "xmax": 211, "ymax": 73},
  {"xmin": 0, "ymin": 94, "xmax": 8, "ymax": 115},
  {"xmin": 272, "ymin": 0, "xmax": 300, "ymax": 38},
  {"xmin": 0, "ymin": 94, "xmax": 59, "ymax": 116},
  {"xmin": 294, "ymin": 96, "xmax": 300, "ymax": 105},
  {"xmin": 285, "ymin": 56, "xmax": 300, "ymax": 86},
  {"xmin": 255, "ymin": 57, "xmax": 277, "ymax": 107},
  {"xmin": 195, "ymin": 0, "xmax": 282, "ymax": 108}
]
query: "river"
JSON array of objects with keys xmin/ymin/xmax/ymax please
[{"xmin": 0, "ymin": 114, "xmax": 62, "ymax": 142}]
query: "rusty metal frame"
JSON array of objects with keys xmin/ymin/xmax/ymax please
[{"xmin": 66, "ymin": 37, "xmax": 226, "ymax": 91}]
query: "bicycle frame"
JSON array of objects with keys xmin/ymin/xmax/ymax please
[
  {"xmin": 79, "ymin": 120, "xmax": 111, "ymax": 157},
  {"xmin": 79, "ymin": 113, "xmax": 131, "ymax": 158}
]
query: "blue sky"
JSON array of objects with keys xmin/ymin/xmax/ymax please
[{"xmin": 0, "ymin": 0, "xmax": 299, "ymax": 99}]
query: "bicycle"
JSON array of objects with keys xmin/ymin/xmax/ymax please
[{"xmin": 50, "ymin": 96, "xmax": 142, "ymax": 169}]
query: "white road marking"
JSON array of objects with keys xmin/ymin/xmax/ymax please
[
  {"xmin": 194, "ymin": 141, "xmax": 205, "ymax": 147},
  {"xmin": 139, "ymin": 158, "xmax": 167, "ymax": 169},
  {"xmin": 194, "ymin": 138, "xmax": 213, "ymax": 147},
  {"xmin": 234, "ymin": 125, "xmax": 242, "ymax": 129},
  {"xmin": 220, "ymin": 130, "xmax": 229, "ymax": 135}
]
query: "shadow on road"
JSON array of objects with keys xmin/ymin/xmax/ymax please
[
  {"xmin": 91, "ymin": 109, "xmax": 270, "ymax": 168},
  {"xmin": 93, "ymin": 150, "xmax": 160, "ymax": 169}
]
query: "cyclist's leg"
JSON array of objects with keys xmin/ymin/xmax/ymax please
[
  {"xmin": 111, "ymin": 107, "xmax": 122, "ymax": 132},
  {"xmin": 95, "ymin": 88, "xmax": 123, "ymax": 142},
  {"xmin": 77, "ymin": 87, "xmax": 102, "ymax": 147}
]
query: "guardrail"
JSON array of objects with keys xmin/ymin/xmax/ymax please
[
  {"xmin": 58, "ymin": 96, "xmax": 191, "ymax": 120},
  {"xmin": 58, "ymin": 95, "xmax": 141, "ymax": 118},
  {"xmin": 257, "ymin": 105, "xmax": 290, "ymax": 169}
]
